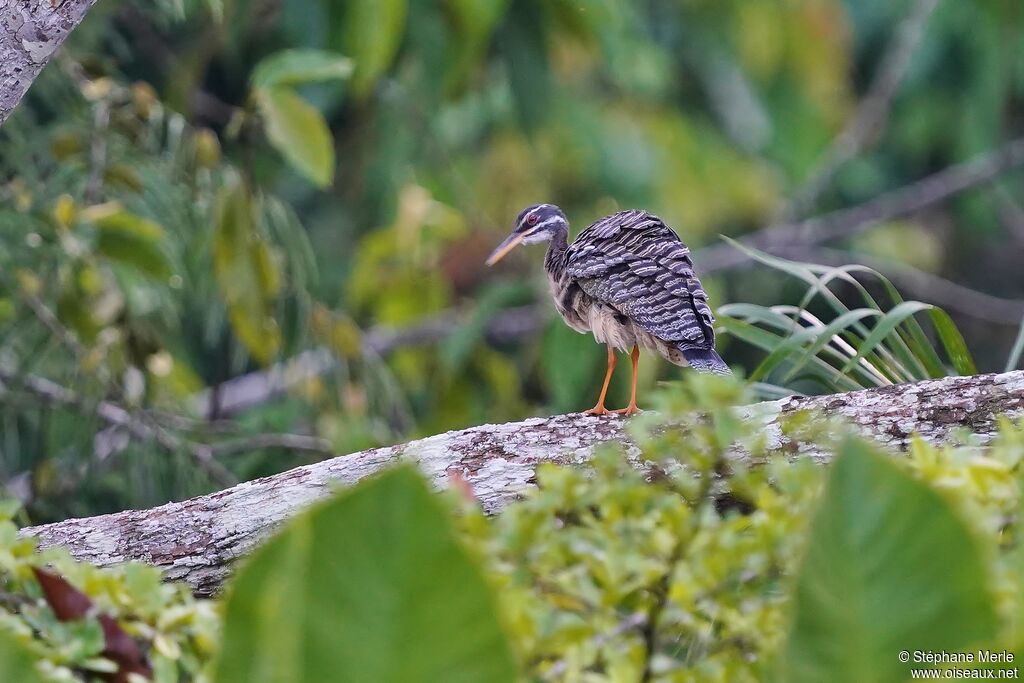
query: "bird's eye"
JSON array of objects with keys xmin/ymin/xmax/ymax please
[{"xmin": 527, "ymin": 214, "xmax": 539, "ymax": 226}]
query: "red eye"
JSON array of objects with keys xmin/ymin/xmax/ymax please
[{"xmin": 527, "ymin": 214, "xmax": 539, "ymax": 226}]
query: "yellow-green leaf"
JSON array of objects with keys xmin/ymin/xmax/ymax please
[
  {"xmin": 214, "ymin": 181, "xmax": 283, "ymax": 364},
  {"xmin": 92, "ymin": 211, "xmax": 173, "ymax": 279},
  {"xmin": 0, "ymin": 628, "xmax": 46, "ymax": 683},
  {"xmin": 255, "ymin": 87, "xmax": 335, "ymax": 187},
  {"xmin": 342, "ymin": 0, "xmax": 407, "ymax": 96},
  {"xmin": 251, "ymin": 49, "xmax": 354, "ymax": 89}
]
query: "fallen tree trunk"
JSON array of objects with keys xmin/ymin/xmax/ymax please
[
  {"xmin": 0, "ymin": 0, "xmax": 99, "ymax": 126},
  {"xmin": 22, "ymin": 371, "xmax": 1024, "ymax": 596}
]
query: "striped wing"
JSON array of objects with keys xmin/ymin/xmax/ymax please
[{"xmin": 564, "ymin": 210, "xmax": 716, "ymax": 349}]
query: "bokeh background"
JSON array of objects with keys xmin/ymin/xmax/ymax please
[{"xmin": 1, "ymin": 0, "xmax": 1022, "ymax": 522}]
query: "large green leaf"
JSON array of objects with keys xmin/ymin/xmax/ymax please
[
  {"xmin": 255, "ymin": 87, "xmax": 335, "ymax": 187},
  {"xmin": 781, "ymin": 439, "xmax": 999, "ymax": 683},
  {"xmin": 342, "ymin": 0, "xmax": 408, "ymax": 96},
  {"xmin": 251, "ymin": 49, "xmax": 354, "ymax": 89},
  {"xmin": 93, "ymin": 211, "xmax": 174, "ymax": 279},
  {"xmin": 214, "ymin": 466, "xmax": 518, "ymax": 683},
  {"xmin": 213, "ymin": 181, "xmax": 282, "ymax": 364},
  {"xmin": 0, "ymin": 628, "xmax": 45, "ymax": 683}
]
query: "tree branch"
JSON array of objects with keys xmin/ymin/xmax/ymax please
[
  {"xmin": 195, "ymin": 304, "xmax": 545, "ymax": 417},
  {"xmin": 0, "ymin": 0, "xmax": 99, "ymax": 126},
  {"xmin": 698, "ymin": 136, "xmax": 1024, "ymax": 274},
  {"xmin": 22, "ymin": 370, "xmax": 1024, "ymax": 596}
]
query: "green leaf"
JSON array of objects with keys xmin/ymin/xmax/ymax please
[
  {"xmin": 781, "ymin": 439, "xmax": 999, "ymax": 683},
  {"xmin": 93, "ymin": 211, "xmax": 173, "ymax": 279},
  {"xmin": 255, "ymin": 87, "xmax": 335, "ymax": 187},
  {"xmin": 780, "ymin": 308, "xmax": 882, "ymax": 383},
  {"xmin": 716, "ymin": 312, "xmax": 862, "ymax": 391},
  {"xmin": 837, "ymin": 301, "xmax": 933, "ymax": 380},
  {"xmin": 500, "ymin": 0, "xmax": 551, "ymax": 129},
  {"xmin": 444, "ymin": 0, "xmax": 509, "ymax": 87},
  {"xmin": 0, "ymin": 628, "xmax": 46, "ymax": 683},
  {"xmin": 342, "ymin": 0, "xmax": 407, "ymax": 96},
  {"xmin": 215, "ymin": 467, "xmax": 518, "ymax": 683},
  {"xmin": 251, "ymin": 49, "xmax": 354, "ymax": 89},
  {"xmin": 928, "ymin": 308, "xmax": 977, "ymax": 376},
  {"xmin": 214, "ymin": 181, "xmax": 282, "ymax": 364},
  {"xmin": 1006, "ymin": 318, "xmax": 1024, "ymax": 372}
]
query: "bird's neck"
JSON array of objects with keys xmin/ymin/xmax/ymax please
[{"xmin": 544, "ymin": 227, "xmax": 569, "ymax": 278}]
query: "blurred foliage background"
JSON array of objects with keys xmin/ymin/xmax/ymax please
[{"xmin": 1, "ymin": 0, "xmax": 1023, "ymax": 522}]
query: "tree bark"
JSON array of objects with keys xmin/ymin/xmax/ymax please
[
  {"xmin": 22, "ymin": 371, "xmax": 1024, "ymax": 596},
  {"xmin": 0, "ymin": 0, "xmax": 98, "ymax": 127}
]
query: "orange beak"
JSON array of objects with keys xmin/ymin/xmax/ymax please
[{"xmin": 485, "ymin": 231, "xmax": 528, "ymax": 266}]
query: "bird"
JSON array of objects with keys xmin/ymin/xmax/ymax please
[{"xmin": 485, "ymin": 203, "xmax": 729, "ymax": 416}]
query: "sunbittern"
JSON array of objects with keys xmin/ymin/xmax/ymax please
[{"xmin": 486, "ymin": 204, "xmax": 729, "ymax": 416}]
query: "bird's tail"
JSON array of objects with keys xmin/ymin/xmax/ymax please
[{"xmin": 680, "ymin": 347, "xmax": 731, "ymax": 375}]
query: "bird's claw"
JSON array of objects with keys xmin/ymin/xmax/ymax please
[
  {"xmin": 584, "ymin": 406, "xmax": 612, "ymax": 416},
  {"xmin": 584, "ymin": 405, "xmax": 640, "ymax": 417}
]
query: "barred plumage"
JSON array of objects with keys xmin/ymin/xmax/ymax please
[{"xmin": 486, "ymin": 204, "xmax": 729, "ymax": 415}]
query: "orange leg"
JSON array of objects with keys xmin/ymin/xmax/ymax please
[
  {"xmin": 584, "ymin": 346, "xmax": 617, "ymax": 416},
  {"xmin": 612, "ymin": 345, "xmax": 640, "ymax": 416}
]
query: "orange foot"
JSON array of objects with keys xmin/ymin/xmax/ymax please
[
  {"xmin": 612, "ymin": 404, "xmax": 640, "ymax": 416},
  {"xmin": 584, "ymin": 405, "xmax": 612, "ymax": 416}
]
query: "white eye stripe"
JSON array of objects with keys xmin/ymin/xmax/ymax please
[{"xmin": 529, "ymin": 215, "xmax": 563, "ymax": 232}]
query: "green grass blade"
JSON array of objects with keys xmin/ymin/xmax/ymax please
[
  {"xmin": 795, "ymin": 265, "xmax": 925, "ymax": 379},
  {"xmin": 727, "ymin": 243, "xmax": 924, "ymax": 378},
  {"xmin": 717, "ymin": 317, "xmax": 861, "ymax": 388},
  {"xmin": 927, "ymin": 308, "xmax": 977, "ymax": 376},
  {"xmin": 837, "ymin": 301, "xmax": 934, "ymax": 378},
  {"xmin": 781, "ymin": 309, "xmax": 883, "ymax": 383},
  {"xmin": 1006, "ymin": 318, "xmax": 1024, "ymax": 372}
]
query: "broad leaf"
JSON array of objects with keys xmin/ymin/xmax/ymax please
[
  {"xmin": 255, "ymin": 87, "xmax": 335, "ymax": 187},
  {"xmin": 781, "ymin": 439, "xmax": 998, "ymax": 683},
  {"xmin": 252, "ymin": 49, "xmax": 354, "ymax": 89},
  {"xmin": 215, "ymin": 466, "xmax": 518, "ymax": 683},
  {"xmin": 342, "ymin": 0, "xmax": 407, "ymax": 96},
  {"xmin": 0, "ymin": 628, "xmax": 45, "ymax": 683}
]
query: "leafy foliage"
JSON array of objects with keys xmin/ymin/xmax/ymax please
[
  {"xmin": 719, "ymin": 242, "xmax": 978, "ymax": 395},
  {"xmin": 1, "ymin": 0, "xmax": 1022, "ymax": 522},
  {"xmin": 0, "ymin": 377, "xmax": 1019, "ymax": 681},
  {"xmin": 0, "ymin": 505, "xmax": 218, "ymax": 682}
]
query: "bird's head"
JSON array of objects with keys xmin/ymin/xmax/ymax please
[{"xmin": 485, "ymin": 204, "xmax": 568, "ymax": 266}]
